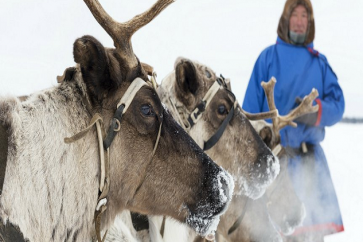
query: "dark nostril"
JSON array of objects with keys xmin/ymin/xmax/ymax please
[{"xmin": 219, "ymin": 175, "xmax": 230, "ymax": 202}]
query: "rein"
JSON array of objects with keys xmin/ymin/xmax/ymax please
[
  {"xmin": 64, "ymin": 77, "xmax": 162, "ymax": 242},
  {"xmin": 227, "ymin": 197, "xmax": 250, "ymax": 235}
]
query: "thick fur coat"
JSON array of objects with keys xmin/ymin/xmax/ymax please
[{"xmin": 0, "ymin": 74, "xmax": 100, "ymax": 241}]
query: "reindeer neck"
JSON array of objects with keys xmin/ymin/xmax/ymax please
[{"xmin": 0, "ymin": 78, "xmax": 100, "ymax": 241}]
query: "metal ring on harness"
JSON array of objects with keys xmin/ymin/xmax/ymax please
[{"xmin": 113, "ymin": 119, "xmax": 121, "ymax": 132}]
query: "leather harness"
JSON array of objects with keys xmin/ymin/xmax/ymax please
[
  {"xmin": 0, "ymin": 71, "xmax": 161, "ymax": 242},
  {"xmin": 65, "ymin": 77, "xmax": 162, "ymax": 242}
]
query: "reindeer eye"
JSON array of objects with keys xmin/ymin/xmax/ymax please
[
  {"xmin": 205, "ymin": 69, "xmax": 212, "ymax": 78},
  {"xmin": 218, "ymin": 105, "xmax": 227, "ymax": 115},
  {"xmin": 140, "ymin": 104, "xmax": 155, "ymax": 117}
]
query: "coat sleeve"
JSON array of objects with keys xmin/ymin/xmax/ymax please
[
  {"xmin": 242, "ymin": 51, "xmax": 268, "ymax": 113},
  {"xmin": 315, "ymin": 57, "xmax": 345, "ymax": 127}
]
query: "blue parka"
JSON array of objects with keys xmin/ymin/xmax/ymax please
[{"xmin": 242, "ymin": 37, "xmax": 345, "ymax": 235}]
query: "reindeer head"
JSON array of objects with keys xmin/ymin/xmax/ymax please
[
  {"xmin": 157, "ymin": 57, "xmax": 280, "ymax": 199},
  {"xmin": 71, "ymin": 0, "xmax": 234, "ymax": 238}
]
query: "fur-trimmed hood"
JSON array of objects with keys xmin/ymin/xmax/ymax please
[{"xmin": 277, "ymin": 0, "xmax": 315, "ymax": 45}]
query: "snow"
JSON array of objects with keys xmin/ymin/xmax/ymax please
[
  {"xmin": 0, "ymin": 0, "xmax": 362, "ymax": 241},
  {"xmin": 322, "ymin": 123, "xmax": 363, "ymax": 242}
]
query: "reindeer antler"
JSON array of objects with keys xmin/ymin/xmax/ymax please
[
  {"xmin": 261, "ymin": 77, "xmax": 319, "ymax": 138},
  {"xmin": 240, "ymin": 108, "xmax": 278, "ymax": 120},
  {"xmin": 83, "ymin": 0, "xmax": 175, "ymax": 69}
]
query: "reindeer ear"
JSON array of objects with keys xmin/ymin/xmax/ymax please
[
  {"xmin": 259, "ymin": 126, "xmax": 273, "ymax": 149},
  {"xmin": 175, "ymin": 58, "xmax": 200, "ymax": 95},
  {"xmin": 73, "ymin": 35, "xmax": 120, "ymax": 101},
  {"xmin": 73, "ymin": 35, "xmax": 107, "ymax": 74}
]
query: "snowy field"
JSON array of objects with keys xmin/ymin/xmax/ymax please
[{"xmin": 1, "ymin": 0, "xmax": 362, "ymax": 241}]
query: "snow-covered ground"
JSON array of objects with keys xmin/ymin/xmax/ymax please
[
  {"xmin": 322, "ymin": 123, "xmax": 363, "ymax": 242},
  {"xmin": 1, "ymin": 0, "xmax": 362, "ymax": 241}
]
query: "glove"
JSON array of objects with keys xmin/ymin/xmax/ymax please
[
  {"xmin": 294, "ymin": 112, "xmax": 318, "ymax": 126},
  {"xmin": 293, "ymin": 97, "xmax": 318, "ymax": 126}
]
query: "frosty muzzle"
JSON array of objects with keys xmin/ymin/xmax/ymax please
[{"xmin": 186, "ymin": 165, "xmax": 234, "ymax": 237}]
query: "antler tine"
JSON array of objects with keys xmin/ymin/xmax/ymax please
[
  {"xmin": 276, "ymin": 88, "xmax": 319, "ymax": 130},
  {"xmin": 252, "ymin": 78, "xmax": 319, "ymax": 140},
  {"xmin": 240, "ymin": 108, "xmax": 278, "ymax": 120},
  {"xmin": 83, "ymin": 0, "xmax": 119, "ymax": 43},
  {"xmin": 261, "ymin": 77, "xmax": 280, "ymax": 135},
  {"xmin": 83, "ymin": 0, "xmax": 175, "ymax": 68},
  {"xmin": 124, "ymin": 0, "xmax": 175, "ymax": 37},
  {"xmin": 261, "ymin": 77, "xmax": 277, "ymax": 112}
]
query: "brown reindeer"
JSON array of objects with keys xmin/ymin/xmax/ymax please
[
  {"xmin": 249, "ymin": 77, "xmax": 319, "ymax": 238},
  {"xmin": 198, "ymin": 78, "xmax": 318, "ymax": 242},
  {"xmin": 148, "ymin": 60, "xmax": 317, "ymax": 242},
  {"xmin": 158, "ymin": 57, "xmax": 280, "ymax": 199},
  {"xmin": 0, "ymin": 2, "xmax": 234, "ymax": 242},
  {"xmin": 136, "ymin": 57, "xmax": 279, "ymax": 242}
]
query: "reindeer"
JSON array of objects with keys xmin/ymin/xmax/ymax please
[
  {"xmin": 221, "ymin": 77, "xmax": 318, "ymax": 242},
  {"xmin": 0, "ymin": 1, "xmax": 235, "ymax": 241},
  {"xmin": 149, "ymin": 60, "xmax": 317, "ymax": 242},
  {"xmin": 249, "ymin": 77, "xmax": 319, "ymax": 239},
  {"xmin": 120, "ymin": 57, "xmax": 277, "ymax": 242}
]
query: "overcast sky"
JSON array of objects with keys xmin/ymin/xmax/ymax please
[{"xmin": 1, "ymin": 0, "xmax": 362, "ymax": 117}]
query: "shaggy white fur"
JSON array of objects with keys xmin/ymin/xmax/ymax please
[{"xmin": 0, "ymin": 73, "xmax": 100, "ymax": 241}]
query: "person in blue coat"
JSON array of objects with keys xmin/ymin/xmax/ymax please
[{"xmin": 242, "ymin": 0, "xmax": 345, "ymax": 241}]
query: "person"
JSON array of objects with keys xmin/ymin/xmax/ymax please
[{"xmin": 242, "ymin": 0, "xmax": 345, "ymax": 241}]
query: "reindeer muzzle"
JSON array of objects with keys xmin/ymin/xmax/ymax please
[{"xmin": 186, "ymin": 163, "xmax": 234, "ymax": 239}]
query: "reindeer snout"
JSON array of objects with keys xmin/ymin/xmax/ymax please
[
  {"xmin": 186, "ymin": 157, "xmax": 234, "ymax": 237},
  {"xmin": 216, "ymin": 169, "xmax": 234, "ymax": 213}
]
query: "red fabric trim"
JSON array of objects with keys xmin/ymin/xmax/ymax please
[
  {"xmin": 314, "ymin": 98, "xmax": 322, "ymax": 126},
  {"xmin": 308, "ymin": 47, "xmax": 320, "ymax": 57},
  {"xmin": 292, "ymin": 223, "xmax": 344, "ymax": 236}
]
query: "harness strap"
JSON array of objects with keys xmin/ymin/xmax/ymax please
[
  {"xmin": 103, "ymin": 105, "xmax": 125, "ymax": 149},
  {"xmin": 160, "ymin": 216, "xmax": 166, "ymax": 238},
  {"xmin": 117, "ymin": 78, "xmax": 147, "ymax": 111},
  {"xmin": 64, "ymin": 76, "xmax": 160, "ymax": 242},
  {"xmin": 204, "ymin": 102, "xmax": 235, "ymax": 151},
  {"xmin": 187, "ymin": 80, "xmax": 222, "ymax": 128},
  {"xmin": 104, "ymin": 77, "xmax": 147, "ymax": 149},
  {"xmin": 0, "ymin": 124, "xmax": 8, "ymax": 196},
  {"xmin": 94, "ymin": 205, "xmax": 108, "ymax": 242},
  {"xmin": 272, "ymin": 144, "xmax": 283, "ymax": 156},
  {"xmin": 64, "ymin": 113, "xmax": 110, "ymax": 242},
  {"xmin": 153, "ymin": 122, "xmax": 162, "ymax": 157},
  {"xmin": 64, "ymin": 114, "xmax": 103, "ymax": 144},
  {"xmin": 227, "ymin": 197, "xmax": 249, "ymax": 235}
]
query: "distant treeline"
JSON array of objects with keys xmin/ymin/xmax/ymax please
[{"xmin": 340, "ymin": 117, "xmax": 363, "ymax": 124}]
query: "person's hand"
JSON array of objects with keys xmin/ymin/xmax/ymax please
[{"xmin": 293, "ymin": 97, "xmax": 318, "ymax": 126}]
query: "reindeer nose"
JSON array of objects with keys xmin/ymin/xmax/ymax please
[{"xmin": 218, "ymin": 170, "xmax": 233, "ymax": 205}]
